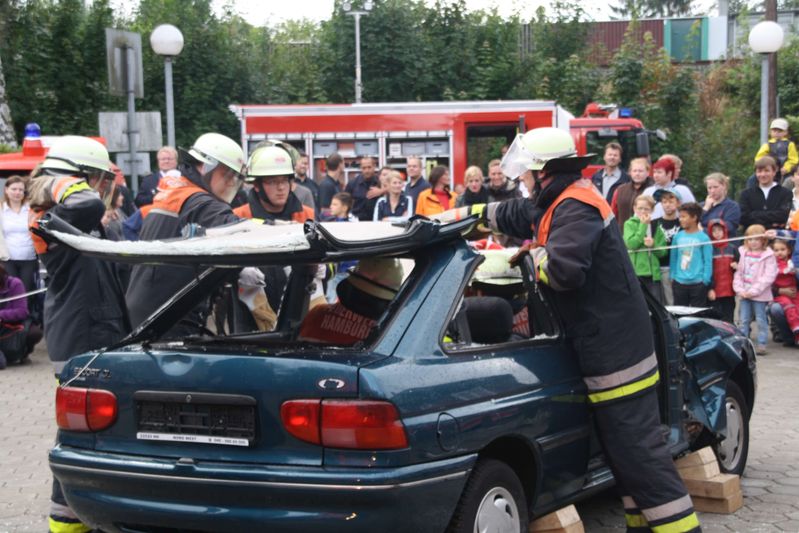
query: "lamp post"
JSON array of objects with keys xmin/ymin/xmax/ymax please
[
  {"xmin": 150, "ymin": 24, "xmax": 184, "ymax": 147},
  {"xmin": 342, "ymin": 1, "xmax": 372, "ymax": 104},
  {"xmin": 749, "ymin": 21, "xmax": 784, "ymax": 144}
]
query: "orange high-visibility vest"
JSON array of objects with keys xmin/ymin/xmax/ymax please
[{"xmin": 536, "ymin": 180, "xmax": 613, "ymax": 246}]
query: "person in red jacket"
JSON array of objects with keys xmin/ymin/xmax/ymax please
[
  {"xmin": 706, "ymin": 219, "xmax": 738, "ymax": 323},
  {"xmin": 771, "ymin": 237, "xmax": 799, "ymax": 344}
]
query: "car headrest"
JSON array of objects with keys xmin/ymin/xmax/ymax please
[{"xmin": 464, "ymin": 296, "xmax": 514, "ymax": 344}]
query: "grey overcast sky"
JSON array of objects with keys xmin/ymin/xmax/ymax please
[{"xmin": 208, "ymin": 0, "xmax": 718, "ymax": 27}]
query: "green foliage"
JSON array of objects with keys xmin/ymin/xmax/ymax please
[{"xmin": 611, "ymin": 0, "xmax": 696, "ymax": 19}]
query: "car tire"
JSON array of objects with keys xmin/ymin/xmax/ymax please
[
  {"xmin": 447, "ymin": 457, "xmax": 528, "ymax": 533},
  {"xmin": 712, "ymin": 381, "xmax": 749, "ymax": 476}
]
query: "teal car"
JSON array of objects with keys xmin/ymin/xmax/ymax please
[{"xmin": 43, "ymin": 216, "xmax": 755, "ymax": 533}]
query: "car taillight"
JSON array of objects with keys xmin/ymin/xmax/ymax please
[
  {"xmin": 281, "ymin": 399, "xmax": 321, "ymax": 445},
  {"xmin": 56, "ymin": 387, "xmax": 118, "ymax": 432},
  {"xmin": 281, "ymin": 399, "xmax": 408, "ymax": 450}
]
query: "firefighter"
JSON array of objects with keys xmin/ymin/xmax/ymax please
[
  {"xmin": 298, "ymin": 257, "xmax": 403, "ymax": 345},
  {"xmin": 233, "ymin": 143, "xmax": 317, "ymax": 322},
  {"xmin": 125, "ymin": 132, "xmax": 245, "ymax": 332},
  {"xmin": 234, "ymin": 143, "xmax": 314, "ymax": 223},
  {"xmin": 28, "ymin": 136, "xmax": 130, "ymax": 533},
  {"xmin": 438, "ymin": 127, "xmax": 701, "ymax": 533}
]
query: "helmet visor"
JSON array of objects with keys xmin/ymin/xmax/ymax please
[{"xmin": 501, "ymin": 134, "xmax": 539, "ymax": 179}]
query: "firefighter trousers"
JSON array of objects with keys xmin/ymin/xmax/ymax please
[{"xmin": 593, "ymin": 388, "xmax": 701, "ymax": 533}]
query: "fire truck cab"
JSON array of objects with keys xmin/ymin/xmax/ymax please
[{"xmin": 229, "ymin": 100, "xmax": 659, "ymax": 185}]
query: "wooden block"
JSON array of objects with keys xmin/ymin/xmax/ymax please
[
  {"xmin": 529, "ymin": 505, "xmax": 582, "ymax": 532},
  {"xmin": 683, "ymin": 473, "xmax": 741, "ymax": 499},
  {"xmin": 675, "ymin": 447, "xmax": 717, "ymax": 469},
  {"xmin": 691, "ymin": 490, "xmax": 744, "ymax": 514},
  {"xmin": 529, "ymin": 522, "xmax": 584, "ymax": 533},
  {"xmin": 678, "ymin": 460, "xmax": 721, "ymax": 481}
]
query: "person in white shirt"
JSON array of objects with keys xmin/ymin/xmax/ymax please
[
  {"xmin": 1, "ymin": 176, "xmax": 37, "ymax": 295},
  {"xmin": 643, "ymin": 157, "xmax": 695, "ymax": 219}
]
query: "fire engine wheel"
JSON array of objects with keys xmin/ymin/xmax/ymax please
[
  {"xmin": 447, "ymin": 458, "xmax": 528, "ymax": 533},
  {"xmin": 713, "ymin": 381, "xmax": 749, "ymax": 476}
]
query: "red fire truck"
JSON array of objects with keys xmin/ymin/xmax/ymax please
[{"xmin": 229, "ymin": 100, "xmax": 660, "ymax": 184}]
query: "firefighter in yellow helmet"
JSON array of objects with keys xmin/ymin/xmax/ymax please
[
  {"xmin": 29, "ymin": 136, "xmax": 130, "ymax": 533},
  {"xmin": 438, "ymin": 127, "xmax": 702, "ymax": 533}
]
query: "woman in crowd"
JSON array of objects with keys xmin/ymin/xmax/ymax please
[
  {"xmin": 373, "ymin": 170, "xmax": 413, "ymax": 222},
  {"xmin": 0, "ymin": 263, "xmax": 32, "ymax": 368},
  {"xmin": 701, "ymin": 172, "xmax": 741, "ymax": 237},
  {"xmin": 2, "ymin": 176, "xmax": 38, "ymax": 295},
  {"xmin": 416, "ymin": 165, "xmax": 456, "ymax": 216},
  {"xmin": 456, "ymin": 165, "xmax": 489, "ymax": 207},
  {"xmin": 611, "ymin": 157, "xmax": 653, "ymax": 228}
]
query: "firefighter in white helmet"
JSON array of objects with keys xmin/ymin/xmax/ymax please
[
  {"xmin": 29, "ymin": 136, "xmax": 130, "ymax": 533},
  {"xmin": 125, "ymin": 132, "xmax": 246, "ymax": 332},
  {"xmin": 299, "ymin": 257, "xmax": 403, "ymax": 345},
  {"xmin": 437, "ymin": 127, "xmax": 702, "ymax": 533},
  {"xmin": 235, "ymin": 142, "xmax": 314, "ymax": 223}
]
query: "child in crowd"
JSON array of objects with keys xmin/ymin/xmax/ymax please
[
  {"xmin": 706, "ymin": 219, "xmax": 738, "ymax": 323},
  {"xmin": 323, "ymin": 192, "xmax": 357, "ymax": 222},
  {"xmin": 655, "ymin": 189, "xmax": 682, "ymax": 305},
  {"xmin": 324, "ymin": 192, "xmax": 357, "ymax": 302},
  {"xmin": 733, "ymin": 224, "xmax": 777, "ymax": 354},
  {"xmin": 624, "ymin": 195, "xmax": 666, "ymax": 302},
  {"xmin": 669, "ymin": 202, "xmax": 713, "ymax": 307},
  {"xmin": 611, "ymin": 157, "xmax": 653, "ymax": 228},
  {"xmin": 771, "ymin": 237, "xmax": 799, "ymax": 345}
]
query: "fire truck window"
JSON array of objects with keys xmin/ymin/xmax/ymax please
[
  {"xmin": 585, "ymin": 132, "xmax": 611, "ymax": 168},
  {"xmin": 466, "ymin": 125, "xmax": 516, "ymax": 174}
]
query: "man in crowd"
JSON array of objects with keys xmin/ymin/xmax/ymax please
[
  {"xmin": 293, "ymin": 152, "xmax": 319, "ymax": 210},
  {"xmin": 591, "ymin": 142, "xmax": 629, "ymax": 203},
  {"xmin": 739, "ymin": 156, "xmax": 792, "ymax": 229},
  {"xmin": 404, "ymin": 156, "xmax": 430, "ymax": 206},
  {"xmin": 662, "ymin": 153, "xmax": 693, "ymax": 191},
  {"xmin": 135, "ymin": 145, "xmax": 179, "ymax": 207},
  {"xmin": 126, "ymin": 133, "xmax": 245, "ymax": 332},
  {"xmin": 486, "ymin": 158, "xmax": 522, "ymax": 203},
  {"xmin": 319, "ymin": 152, "xmax": 344, "ymax": 210},
  {"xmin": 346, "ymin": 156, "xmax": 384, "ymax": 220},
  {"xmin": 28, "ymin": 136, "xmax": 130, "ymax": 533},
  {"xmin": 436, "ymin": 127, "xmax": 701, "ymax": 533}
]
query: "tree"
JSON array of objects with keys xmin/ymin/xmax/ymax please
[{"xmin": 611, "ymin": 0, "xmax": 695, "ymax": 19}]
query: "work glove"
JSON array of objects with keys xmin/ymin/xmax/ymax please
[
  {"xmin": 430, "ymin": 203, "xmax": 487, "ymax": 225},
  {"xmin": 530, "ymin": 246, "xmax": 550, "ymax": 285}
]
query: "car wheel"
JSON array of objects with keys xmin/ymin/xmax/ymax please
[
  {"xmin": 447, "ymin": 458, "xmax": 528, "ymax": 533},
  {"xmin": 713, "ymin": 381, "xmax": 749, "ymax": 476}
]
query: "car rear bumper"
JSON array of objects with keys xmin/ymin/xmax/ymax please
[{"xmin": 50, "ymin": 445, "xmax": 474, "ymax": 533}]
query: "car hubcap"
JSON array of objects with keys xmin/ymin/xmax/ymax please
[
  {"xmin": 718, "ymin": 395, "xmax": 743, "ymax": 470},
  {"xmin": 475, "ymin": 486, "xmax": 520, "ymax": 533}
]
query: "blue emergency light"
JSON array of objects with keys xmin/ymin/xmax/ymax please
[
  {"xmin": 619, "ymin": 107, "xmax": 634, "ymax": 118},
  {"xmin": 24, "ymin": 123, "xmax": 41, "ymax": 139}
]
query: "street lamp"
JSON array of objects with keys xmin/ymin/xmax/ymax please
[
  {"xmin": 342, "ymin": 1, "xmax": 372, "ymax": 104},
  {"xmin": 150, "ymin": 24, "xmax": 184, "ymax": 148},
  {"xmin": 749, "ymin": 20, "xmax": 784, "ymax": 144}
]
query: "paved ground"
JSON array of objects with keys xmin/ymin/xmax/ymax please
[{"xmin": 0, "ymin": 341, "xmax": 797, "ymax": 532}]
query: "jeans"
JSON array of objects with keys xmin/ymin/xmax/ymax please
[{"xmin": 739, "ymin": 299, "xmax": 769, "ymax": 347}]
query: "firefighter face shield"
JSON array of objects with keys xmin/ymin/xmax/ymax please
[
  {"xmin": 501, "ymin": 132, "xmax": 594, "ymax": 179},
  {"xmin": 205, "ymin": 161, "xmax": 245, "ymax": 204}
]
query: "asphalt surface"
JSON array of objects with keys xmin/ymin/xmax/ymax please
[{"xmin": 1, "ymin": 341, "xmax": 797, "ymax": 532}]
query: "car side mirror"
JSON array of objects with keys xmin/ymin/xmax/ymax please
[{"xmin": 635, "ymin": 131, "xmax": 650, "ymax": 157}]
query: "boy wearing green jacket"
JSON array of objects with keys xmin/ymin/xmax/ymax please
[{"xmin": 624, "ymin": 194, "xmax": 667, "ymax": 303}]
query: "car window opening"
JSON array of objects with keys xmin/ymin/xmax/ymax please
[
  {"xmin": 444, "ymin": 249, "xmax": 559, "ymax": 352},
  {"xmin": 148, "ymin": 256, "xmax": 418, "ymax": 353}
]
